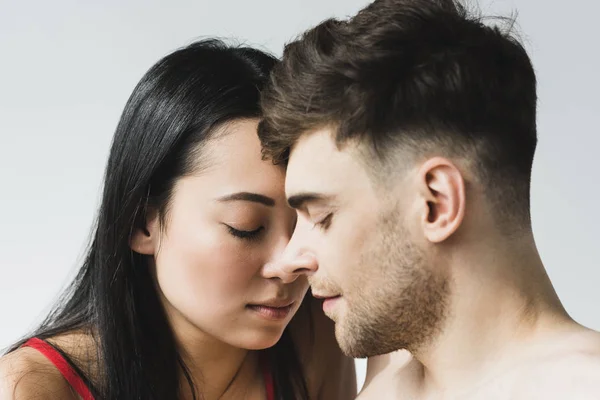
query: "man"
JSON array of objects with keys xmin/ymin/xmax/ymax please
[{"xmin": 259, "ymin": 0, "xmax": 600, "ymax": 398}]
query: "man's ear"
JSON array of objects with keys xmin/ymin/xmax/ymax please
[
  {"xmin": 130, "ymin": 208, "xmax": 160, "ymax": 255},
  {"xmin": 416, "ymin": 157, "xmax": 466, "ymax": 243}
]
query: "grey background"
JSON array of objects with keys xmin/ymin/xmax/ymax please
[{"xmin": 1, "ymin": 0, "xmax": 598, "ymax": 389}]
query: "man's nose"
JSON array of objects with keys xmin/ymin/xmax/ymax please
[{"xmin": 263, "ymin": 216, "xmax": 319, "ymax": 283}]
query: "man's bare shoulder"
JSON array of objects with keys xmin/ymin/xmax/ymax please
[
  {"xmin": 511, "ymin": 329, "xmax": 600, "ymax": 399},
  {"xmin": 0, "ymin": 346, "xmax": 78, "ymax": 400},
  {"xmin": 511, "ymin": 353, "xmax": 600, "ymax": 399}
]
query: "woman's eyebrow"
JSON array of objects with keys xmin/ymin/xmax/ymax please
[{"xmin": 217, "ymin": 192, "xmax": 276, "ymax": 207}]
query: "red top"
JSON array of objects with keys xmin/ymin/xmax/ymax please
[
  {"xmin": 22, "ymin": 338, "xmax": 275, "ymax": 400},
  {"xmin": 22, "ymin": 338, "xmax": 94, "ymax": 400},
  {"xmin": 260, "ymin": 351, "xmax": 276, "ymax": 400}
]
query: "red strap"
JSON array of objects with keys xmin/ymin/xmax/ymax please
[
  {"xmin": 24, "ymin": 338, "xmax": 271, "ymax": 400},
  {"xmin": 22, "ymin": 338, "xmax": 94, "ymax": 400},
  {"xmin": 260, "ymin": 352, "xmax": 275, "ymax": 400}
]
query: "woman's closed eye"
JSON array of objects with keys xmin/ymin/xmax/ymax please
[{"xmin": 225, "ymin": 225, "xmax": 265, "ymax": 241}]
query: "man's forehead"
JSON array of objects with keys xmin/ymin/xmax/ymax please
[{"xmin": 285, "ymin": 127, "xmax": 365, "ymax": 197}]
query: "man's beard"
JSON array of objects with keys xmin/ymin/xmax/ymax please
[{"xmin": 336, "ymin": 208, "xmax": 450, "ymax": 358}]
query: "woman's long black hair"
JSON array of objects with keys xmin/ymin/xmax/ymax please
[{"xmin": 6, "ymin": 39, "xmax": 309, "ymax": 400}]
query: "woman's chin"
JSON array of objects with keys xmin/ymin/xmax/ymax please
[{"xmin": 234, "ymin": 329, "xmax": 285, "ymax": 350}]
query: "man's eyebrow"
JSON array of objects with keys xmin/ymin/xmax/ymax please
[
  {"xmin": 287, "ymin": 193, "xmax": 332, "ymax": 209},
  {"xmin": 217, "ymin": 192, "xmax": 275, "ymax": 207}
]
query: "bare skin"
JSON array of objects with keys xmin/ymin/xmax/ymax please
[
  {"xmin": 0, "ymin": 296, "xmax": 355, "ymax": 400},
  {"xmin": 277, "ymin": 128, "xmax": 600, "ymax": 399},
  {"xmin": 360, "ymin": 329, "xmax": 600, "ymax": 399},
  {"xmin": 352, "ymin": 216, "xmax": 600, "ymax": 399},
  {"xmin": 0, "ymin": 121, "xmax": 356, "ymax": 400}
]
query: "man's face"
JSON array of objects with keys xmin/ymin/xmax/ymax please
[{"xmin": 285, "ymin": 128, "xmax": 449, "ymax": 357}]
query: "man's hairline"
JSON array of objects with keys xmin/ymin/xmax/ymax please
[
  {"xmin": 281, "ymin": 124, "xmax": 492, "ymax": 204},
  {"xmin": 280, "ymin": 124, "xmax": 410, "ymax": 212}
]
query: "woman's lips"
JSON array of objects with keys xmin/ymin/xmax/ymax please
[{"xmin": 246, "ymin": 301, "xmax": 295, "ymax": 320}]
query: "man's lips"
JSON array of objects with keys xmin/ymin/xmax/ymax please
[
  {"xmin": 312, "ymin": 292, "xmax": 341, "ymax": 300},
  {"xmin": 311, "ymin": 293, "xmax": 342, "ymax": 316}
]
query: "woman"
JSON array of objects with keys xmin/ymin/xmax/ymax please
[{"xmin": 0, "ymin": 39, "xmax": 356, "ymax": 399}]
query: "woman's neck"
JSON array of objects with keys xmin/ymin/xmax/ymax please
[
  {"xmin": 177, "ymin": 335, "xmax": 259, "ymax": 400},
  {"xmin": 168, "ymin": 307, "xmax": 264, "ymax": 400}
]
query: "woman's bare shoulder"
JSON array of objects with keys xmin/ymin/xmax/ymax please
[
  {"xmin": 0, "ymin": 332, "xmax": 96, "ymax": 400},
  {"xmin": 289, "ymin": 295, "xmax": 357, "ymax": 400},
  {"xmin": 0, "ymin": 345, "xmax": 78, "ymax": 400}
]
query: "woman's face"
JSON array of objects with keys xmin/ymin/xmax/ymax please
[{"xmin": 138, "ymin": 119, "xmax": 308, "ymax": 350}]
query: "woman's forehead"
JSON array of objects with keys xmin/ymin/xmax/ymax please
[{"xmin": 177, "ymin": 119, "xmax": 287, "ymax": 201}]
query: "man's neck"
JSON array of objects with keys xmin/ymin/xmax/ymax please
[{"xmin": 413, "ymin": 233, "xmax": 574, "ymax": 396}]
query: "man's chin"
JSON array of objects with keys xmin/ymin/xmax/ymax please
[
  {"xmin": 334, "ymin": 322, "xmax": 370, "ymax": 358},
  {"xmin": 335, "ymin": 321, "xmax": 407, "ymax": 358}
]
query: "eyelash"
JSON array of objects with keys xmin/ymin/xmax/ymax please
[
  {"xmin": 314, "ymin": 213, "xmax": 333, "ymax": 230},
  {"xmin": 227, "ymin": 226, "xmax": 264, "ymax": 241}
]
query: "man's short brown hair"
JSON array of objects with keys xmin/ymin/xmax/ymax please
[{"xmin": 259, "ymin": 0, "xmax": 538, "ymax": 225}]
